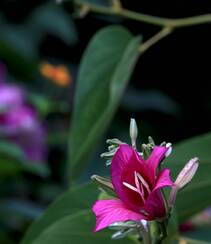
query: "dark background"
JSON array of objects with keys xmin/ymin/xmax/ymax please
[{"xmin": 2, "ymin": 0, "xmax": 211, "ymax": 142}]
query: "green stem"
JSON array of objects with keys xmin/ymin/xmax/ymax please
[
  {"xmin": 74, "ymin": 0, "xmax": 211, "ymax": 28},
  {"xmin": 139, "ymin": 27, "xmax": 173, "ymax": 54},
  {"xmin": 157, "ymin": 221, "xmax": 167, "ymax": 243},
  {"xmin": 138, "ymin": 222, "xmax": 151, "ymax": 244}
]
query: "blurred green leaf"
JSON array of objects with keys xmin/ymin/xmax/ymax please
[
  {"xmin": 168, "ymin": 132, "xmax": 211, "ymax": 223},
  {"xmin": 20, "ymin": 160, "xmax": 50, "ymax": 178},
  {"xmin": 0, "ymin": 140, "xmax": 25, "ymax": 177},
  {"xmin": 0, "ymin": 24, "xmax": 37, "ymax": 59},
  {"xmin": 28, "ymin": 93, "xmax": 53, "ymax": 116},
  {"xmin": 0, "ymin": 15, "xmax": 37, "ymax": 79},
  {"xmin": 68, "ymin": 25, "xmax": 141, "ymax": 181},
  {"xmin": 180, "ymin": 237, "xmax": 210, "ymax": 244},
  {"xmin": 0, "ymin": 229, "xmax": 15, "ymax": 244},
  {"xmin": 28, "ymin": 92, "xmax": 69, "ymax": 116},
  {"xmin": 0, "ymin": 41, "xmax": 37, "ymax": 80},
  {"xmin": 121, "ymin": 88, "xmax": 181, "ymax": 116},
  {"xmin": 28, "ymin": 3, "xmax": 78, "ymax": 45},
  {"xmin": 0, "ymin": 140, "xmax": 50, "ymax": 177},
  {"xmin": 74, "ymin": 0, "xmax": 111, "ymax": 7},
  {"xmin": 26, "ymin": 210, "xmax": 133, "ymax": 244},
  {"xmin": 21, "ymin": 182, "xmax": 134, "ymax": 244},
  {"xmin": 0, "ymin": 199, "xmax": 43, "ymax": 221},
  {"xmin": 182, "ymin": 225, "xmax": 211, "ymax": 243},
  {"xmin": 0, "ymin": 141, "xmax": 26, "ymax": 162},
  {"xmin": 21, "ymin": 183, "xmax": 98, "ymax": 244}
]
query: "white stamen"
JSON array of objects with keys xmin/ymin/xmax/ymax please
[
  {"xmin": 134, "ymin": 172, "xmax": 141, "ymax": 193},
  {"xmin": 134, "ymin": 172, "xmax": 145, "ymax": 202},
  {"xmin": 135, "ymin": 172, "xmax": 151, "ymax": 194},
  {"xmin": 123, "ymin": 182, "xmax": 139, "ymax": 193},
  {"xmin": 123, "ymin": 172, "xmax": 151, "ymax": 204}
]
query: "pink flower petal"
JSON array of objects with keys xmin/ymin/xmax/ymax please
[
  {"xmin": 143, "ymin": 169, "xmax": 174, "ymax": 219},
  {"xmin": 143, "ymin": 189, "xmax": 166, "ymax": 219},
  {"xmin": 111, "ymin": 144, "xmax": 145, "ymax": 210},
  {"xmin": 146, "ymin": 146, "xmax": 168, "ymax": 185},
  {"xmin": 92, "ymin": 199, "xmax": 144, "ymax": 232},
  {"xmin": 154, "ymin": 169, "xmax": 174, "ymax": 191}
]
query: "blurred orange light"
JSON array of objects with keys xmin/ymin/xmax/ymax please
[{"xmin": 40, "ymin": 62, "xmax": 72, "ymax": 87}]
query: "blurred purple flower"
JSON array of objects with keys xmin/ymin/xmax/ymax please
[
  {"xmin": 0, "ymin": 63, "xmax": 23, "ymax": 111},
  {"xmin": 0, "ymin": 85, "xmax": 24, "ymax": 111},
  {"xmin": 0, "ymin": 62, "xmax": 46, "ymax": 163}
]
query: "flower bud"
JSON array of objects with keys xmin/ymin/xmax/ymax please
[
  {"xmin": 100, "ymin": 149, "xmax": 117, "ymax": 158},
  {"xmin": 168, "ymin": 157, "xmax": 199, "ymax": 207},
  {"xmin": 175, "ymin": 157, "xmax": 199, "ymax": 189},
  {"xmin": 130, "ymin": 118, "xmax": 138, "ymax": 148},
  {"xmin": 106, "ymin": 138, "xmax": 123, "ymax": 146}
]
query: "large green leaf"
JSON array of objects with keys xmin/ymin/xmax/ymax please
[
  {"xmin": 21, "ymin": 183, "xmax": 134, "ymax": 244},
  {"xmin": 68, "ymin": 25, "xmax": 141, "ymax": 181},
  {"xmin": 29, "ymin": 210, "xmax": 133, "ymax": 244},
  {"xmin": 167, "ymin": 132, "xmax": 211, "ymax": 223},
  {"xmin": 21, "ymin": 183, "xmax": 97, "ymax": 244}
]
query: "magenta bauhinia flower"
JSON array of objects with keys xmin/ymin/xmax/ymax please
[{"xmin": 92, "ymin": 144, "xmax": 174, "ymax": 232}]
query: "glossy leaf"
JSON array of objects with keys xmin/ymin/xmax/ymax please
[
  {"xmin": 21, "ymin": 183, "xmax": 98, "ymax": 244},
  {"xmin": 28, "ymin": 210, "xmax": 133, "ymax": 244},
  {"xmin": 21, "ymin": 183, "xmax": 134, "ymax": 244},
  {"xmin": 68, "ymin": 25, "xmax": 141, "ymax": 181}
]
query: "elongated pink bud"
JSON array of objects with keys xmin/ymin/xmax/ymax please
[
  {"xmin": 168, "ymin": 157, "xmax": 199, "ymax": 207},
  {"xmin": 175, "ymin": 157, "xmax": 199, "ymax": 189}
]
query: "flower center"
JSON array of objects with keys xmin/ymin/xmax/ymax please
[{"xmin": 123, "ymin": 171, "xmax": 151, "ymax": 203}]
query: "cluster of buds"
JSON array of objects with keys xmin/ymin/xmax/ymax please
[
  {"xmin": 100, "ymin": 138, "xmax": 123, "ymax": 166},
  {"xmin": 91, "ymin": 119, "xmax": 199, "ymax": 243}
]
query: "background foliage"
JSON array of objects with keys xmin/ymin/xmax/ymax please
[{"xmin": 1, "ymin": 0, "xmax": 211, "ymax": 243}]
